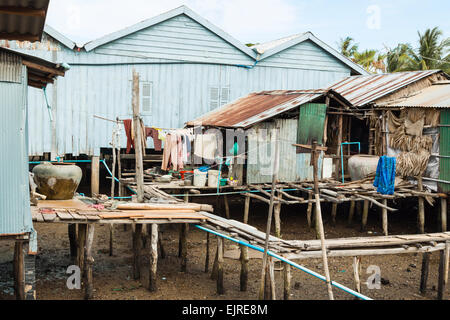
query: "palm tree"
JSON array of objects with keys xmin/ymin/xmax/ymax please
[
  {"xmin": 353, "ymin": 49, "xmax": 386, "ymax": 73},
  {"xmin": 408, "ymin": 27, "xmax": 450, "ymax": 72},
  {"xmin": 338, "ymin": 36, "xmax": 359, "ymax": 58},
  {"xmin": 385, "ymin": 43, "xmax": 415, "ymax": 72}
]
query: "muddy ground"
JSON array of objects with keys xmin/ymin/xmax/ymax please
[{"xmin": 0, "ymin": 196, "xmax": 448, "ymax": 300}]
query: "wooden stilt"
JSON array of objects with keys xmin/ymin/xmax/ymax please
[
  {"xmin": 217, "ymin": 236, "xmax": 225, "ymax": 295},
  {"xmin": 148, "ymin": 224, "xmax": 158, "ymax": 292},
  {"xmin": 382, "ymin": 199, "xmax": 388, "ymax": 236},
  {"xmin": 420, "ymin": 252, "xmax": 430, "ymax": 294},
  {"xmin": 211, "ymin": 245, "xmax": 219, "ymax": 280},
  {"xmin": 109, "ymin": 224, "xmax": 114, "ymax": 256},
  {"xmin": 205, "ymin": 232, "xmax": 210, "ymax": 273},
  {"xmin": 441, "ymin": 198, "xmax": 447, "ymax": 232},
  {"xmin": 132, "ymin": 69, "xmax": 145, "ymax": 203},
  {"xmin": 132, "ymin": 224, "xmax": 142, "ymax": 280},
  {"xmin": 240, "ymin": 197, "xmax": 250, "ymax": 291},
  {"xmin": 417, "ymin": 177, "xmax": 425, "ymax": 234},
  {"xmin": 158, "ymin": 231, "xmax": 165, "ymax": 259},
  {"xmin": 283, "ymin": 262, "xmax": 291, "ymax": 300},
  {"xmin": 243, "ymin": 195, "xmax": 250, "ymax": 223},
  {"xmin": 84, "ymin": 224, "xmax": 95, "ymax": 300},
  {"xmin": 179, "ymin": 193, "xmax": 189, "ymax": 258},
  {"xmin": 437, "ymin": 242, "xmax": 449, "ymax": 300},
  {"xmin": 224, "ymin": 194, "xmax": 230, "ymax": 219},
  {"xmin": 274, "ymin": 192, "xmax": 282, "ymax": 238},
  {"xmin": 180, "ymin": 223, "xmax": 188, "ymax": 272},
  {"xmin": 361, "ymin": 200, "xmax": 369, "ymax": 232},
  {"xmin": 68, "ymin": 224, "xmax": 77, "ymax": 259},
  {"xmin": 353, "ymin": 256, "xmax": 361, "ymax": 294},
  {"xmin": 77, "ymin": 224, "xmax": 87, "ymax": 274},
  {"xmin": 331, "ymin": 203, "xmax": 337, "ymax": 226},
  {"xmin": 264, "ymin": 257, "xmax": 276, "ymax": 300},
  {"xmin": 90, "ymin": 156, "xmax": 99, "ymax": 197},
  {"xmin": 13, "ymin": 241, "xmax": 24, "ymax": 300},
  {"xmin": 348, "ymin": 201, "xmax": 355, "ymax": 226},
  {"xmin": 306, "ymin": 193, "xmax": 313, "ymax": 228}
]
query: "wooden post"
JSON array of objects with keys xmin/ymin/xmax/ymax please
[
  {"xmin": 417, "ymin": 177, "xmax": 425, "ymax": 234},
  {"xmin": 132, "ymin": 69, "xmax": 144, "ymax": 203},
  {"xmin": 205, "ymin": 232, "xmax": 210, "ymax": 273},
  {"xmin": 14, "ymin": 241, "xmax": 24, "ymax": 300},
  {"xmin": 180, "ymin": 223, "xmax": 188, "ymax": 272},
  {"xmin": 158, "ymin": 230, "xmax": 165, "ymax": 259},
  {"xmin": 211, "ymin": 245, "xmax": 219, "ymax": 280},
  {"xmin": 348, "ymin": 201, "xmax": 355, "ymax": 226},
  {"xmin": 179, "ymin": 193, "xmax": 189, "ymax": 257},
  {"xmin": 312, "ymin": 140, "xmax": 334, "ymax": 300},
  {"xmin": 283, "ymin": 262, "xmax": 291, "ymax": 300},
  {"xmin": 420, "ymin": 252, "xmax": 430, "ymax": 294},
  {"xmin": 441, "ymin": 198, "xmax": 447, "ymax": 232},
  {"xmin": 353, "ymin": 256, "xmax": 361, "ymax": 294},
  {"xmin": 68, "ymin": 224, "xmax": 77, "ymax": 260},
  {"xmin": 243, "ymin": 195, "xmax": 250, "ymax": 223},
  {"xmin": 361, "ymin": 200, "xmax": 369, "ymax": 232},
  {"xmin": 331, "ymin": 203, "xmax": 337, "ymax": 226},
  {"xmin": 274, "ymin": 191, "xmax": 282, "ymax": 238},
  {"xmin": 306, "ymin": 193, "xmax": 313, "ymax": 228},
  {"xmin": 77, "ymin": 224, "xmax": 87, "ymax": 273},
  {"xmin": 258, "ymin": 128, "xmax": 280, "ymax": 300},
  {"xmin": 148, "ymin": 224, "xmax": 158, "ymax": 292},
  {"xmin": 240, "ymin": 196, "xmax": 250, "ymax": 291},
  {"xmin": 382, "ymin": 199, "xmax": 388, "ymax": 236},
  {"xmin": 437, "ymin": 242, "xmax": 449, "ymax": 300},
  {"xmin": 217, "ymin": 236, "xmax": 225, "ymax": 295},
  {"xmin": 132, "ymin": 224, "xmax": 142, "ymax": 280},
  {"xmin": 84, "ymin": 224, "xmax": 95, "ymax": 300},
  {"xmin": 91, "ymin": 156, "xmax": 100, "ymax": 197},
  {"xmin": 335, "ymin": 114, "xmax": 343, "ymax": 180},
  {"xmin": 224, "ymin": 194, "xmax": 230, "ymax": 219},
  {"xmin": 264, "ymin": 257, "xmax": 276, "ymax": 300}
]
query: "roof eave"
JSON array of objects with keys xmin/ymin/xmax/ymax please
[{"xmin": 44, "ymin": 25, "xmax": 76, "ymax": 50}]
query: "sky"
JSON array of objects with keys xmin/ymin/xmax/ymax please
[{"xmin": 46, "ymin": 0, "xmax": 450, "ymax": 54}]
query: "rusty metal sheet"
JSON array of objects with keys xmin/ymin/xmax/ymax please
[
  {"xmin": 186, "ymin": 89, "xmax": 326, "ymax": 128},
  {"xmin": 328, "ymin": 70, "xmax": 443, "ymax": 107}
]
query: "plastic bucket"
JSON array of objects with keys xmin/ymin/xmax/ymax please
[
  {"xmin": 193, "ymin": 169, "xmax": 207, "ymax": 187},
  {"xmin": 207, "ymin": 170, "xmax": 220, "ymax": 187}
]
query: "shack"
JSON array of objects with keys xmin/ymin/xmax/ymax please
[{"xmin": 0, "ymin": 0, "xmax": 67, "ymax": 300}]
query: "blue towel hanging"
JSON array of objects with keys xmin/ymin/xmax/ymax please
[{"xmin": 373, "ymin": 156, "xmax": 396, "ymax": 195}]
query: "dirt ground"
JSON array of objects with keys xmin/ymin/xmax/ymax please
[{"xmin": 0, "ymin": 196, "xmax": 448, "ymax": 300}]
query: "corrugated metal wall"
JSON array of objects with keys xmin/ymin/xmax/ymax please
[
  {"xmin": 0, "ymin": 63, "xmax": 33, "ymax": 236},
  {"xmin": 2, "ymin": 14, "xmax": 352, "ymax": 157},
  {"xmin": 439, "ymin": 109, "xmax": 450, "ymax": 192}
]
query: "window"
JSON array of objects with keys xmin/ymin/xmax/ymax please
[
  {"xmin": 209, "ymin": 86, "xmax": 230, "ymax": 110},
  {"xmin": 141, "ymin": 82, "xmax": 152, "ymax": 115}
]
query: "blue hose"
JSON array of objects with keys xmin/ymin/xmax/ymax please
[{"xmin": 194, "ymin": 225, "xmax": 372, "ymax": 301}]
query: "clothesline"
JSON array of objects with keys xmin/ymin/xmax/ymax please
[{"xmin": 93, "ymin": 114, "xmax": 178, "ymax": 131}]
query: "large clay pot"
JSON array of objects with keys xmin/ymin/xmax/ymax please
[
  {"xmin": 347, "ymin": 155, "xmax": 380, "ymax": 181},
  {"xmin": 32, "ymin": 162, "xmax": 82, "ymax": 200}
]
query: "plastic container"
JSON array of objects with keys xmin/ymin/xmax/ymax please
[
  {"xmin": 193, "ymin": 169, "xmax": 208, "ymax": 187},
  {"xmin": 219, "ymin": 178, "xmax": 228, "ymax": 186},
  {"xmin": 207, "ymin": 170, "xmax": 220, "ymax": 187}
]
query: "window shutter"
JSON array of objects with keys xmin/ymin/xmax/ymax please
[
  {"xmin": 142, "ymin": 82, "xmax": 152, "ymax": 114},
  {"xmin": 209, "ymin": 87, "xmax": 219, "ymax": 110},
  {"xmin": 220, "ymin": 87, "xmax": 230, "ymax": 106}
]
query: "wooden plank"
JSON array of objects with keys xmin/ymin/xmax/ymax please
[
  {"xmin": 42, "ymin": 213, "xmax": 57, "ymax": 222},
  {"xmin": 56, "ymin": 211, "xmax": 74, "ymax": 220},
  {"xmin": 0, "ymin": 6, "xmax": 46, "ymax": 17},
  {"xmin": 22, "ymin": 60, "xmax": 65, "ymax": 76}
]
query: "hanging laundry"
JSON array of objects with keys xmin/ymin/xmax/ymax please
[
  {"xmin": 162, "ymin": 133, "xmax": 178, "ymax": 171},
  {"xmin": 123, "ymin": 119, "xmax": 133, "ymax": 154},
  {"xmin": 123, "ymin": 118, "xmax": 146, "ymax": 154},
  {"xmin": 194, "ymin": 133, "xmax": 217, "ymax": 161},
  {"xmin": 146, "ymin": 127, "xmax": 162, "ymax": 151},
  {"xmin": 373, "ymin": 156, "xmax": 396, "ymax": 195}
]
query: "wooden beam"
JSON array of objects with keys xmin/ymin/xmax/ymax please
[
  {"xmin": 0, "ymin": 6, "xmax": 46, "ymax": 17},
  {"xmin": 0, "ymin": 33, "xmax": 39, "ymax": 41},
  {"xmin": 132, "ymin": 69, "xmax": 144, "ymax": 202},
  {"xmin": 28, "ymin": 73, "xmax": 54, "ymax": 84},
  {"xmin": 22, "ymin": 60, "xmax": 65, "ymax": 76},
  {"xmin": 84, "ymin": 224, "xmax": 95, "ymax": 300}
]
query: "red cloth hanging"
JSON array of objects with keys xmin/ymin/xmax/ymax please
[{"xmin": 123, "ymin": 119, "xmax": 133, "ymax": 153}]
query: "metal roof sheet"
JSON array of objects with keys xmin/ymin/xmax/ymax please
[
  {"xmin": 186, "ymin": 89, "xmax": 326, "ymax": 128},
  {"xmin": 0, "ymin": 0, "xmax": 49, "ymax": 41},
  {"xmin": 379, "ymin": 82, "xmax": 450, "ymax": 108},
  {"xmin": 327, "ymin": 70, "xmax": 443, "ymax": 107}
]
